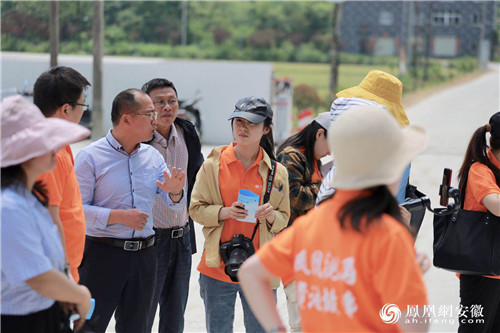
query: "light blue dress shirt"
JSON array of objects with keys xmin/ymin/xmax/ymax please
[
  {"xmin": 75, "ymin": 130, "xmax": 185, "ymax": 239},
  {"xmin": 1, "ymin": 185, "xmax": 65, "ymax": 315}
]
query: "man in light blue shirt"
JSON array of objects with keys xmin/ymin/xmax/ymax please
[{"xmin": 75, "ymin": 89, "xmax": 186, "ymax": 333}]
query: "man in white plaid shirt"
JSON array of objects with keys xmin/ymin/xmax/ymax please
[{"xmin": 142, "ymin": 78, "xmax": 204, "ymax": 333}]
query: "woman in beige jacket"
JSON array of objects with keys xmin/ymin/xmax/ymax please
[{"xmin": 190, "ymin": 96, "xmax": 290, "ymax": 333}]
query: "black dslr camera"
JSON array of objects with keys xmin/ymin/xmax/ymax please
[{"xmin": 220, "ymin": 234, "xmax": 255, "ymax": 282}]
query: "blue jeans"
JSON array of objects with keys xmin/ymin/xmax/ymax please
[
  {"xmin": 146, "ymin": 230, "xmax": 192, "ymax": 333},
  {"xmin": 199, "ymin": 273, "xmax": 276, "ymax": 333}
]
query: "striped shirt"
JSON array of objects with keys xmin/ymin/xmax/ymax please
[
  {"xmin": 149, "ymin": 125, "xmax": 189, "ymax": 229},
  {"xmin": 317, "ymin": 98, "xmax": 389, "ymax": 205}
]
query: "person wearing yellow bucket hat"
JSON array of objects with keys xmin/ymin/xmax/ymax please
[
  {"xmin": 317, "ymin": 70, "xmax": 412, "ymax": 205},
  {"xmin": 336, "ymin": 69, "xmax": 409, "ymax": 127}
]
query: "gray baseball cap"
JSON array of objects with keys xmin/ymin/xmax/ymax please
[{"xmin": 228, "ymin": 96, "xmax": 273, "ymax": 124}]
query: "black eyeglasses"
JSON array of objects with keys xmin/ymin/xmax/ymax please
[{"xmin": 62, "ymin": 102, "xmax": 90, "ymax": 112}]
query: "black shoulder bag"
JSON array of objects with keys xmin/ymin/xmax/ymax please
[{"xmin": 433, "ymin": 167, "xmax": 500, "ymax": 276}]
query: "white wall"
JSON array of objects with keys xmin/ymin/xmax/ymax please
[{"xmin": 1, "ymin": 52, "xmax": 273, "ymax": 145}]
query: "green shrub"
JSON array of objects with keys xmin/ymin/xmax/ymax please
[
  {"xmin": 294, "ymin": 83, "xmax": 320, "ymax": 111},
  {"xmin": 296, "ymin": 43, "xmax": 328, "ymax": 63}
]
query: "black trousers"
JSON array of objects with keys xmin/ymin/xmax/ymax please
[
  {"xmin": 77, "ymin": 238, "xmax": 156, "ymax": 333},
  {"xmin": 459, "ymin": 274, "xmax": 500, "ymax": 333},
  {"xmin": 1, "ymin": 301, "xmax": 64, "ymax": 333}
]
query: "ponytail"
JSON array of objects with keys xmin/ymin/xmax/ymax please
[
  {"xmin": 458, "ymin": 125, "xmax": 500, "ymax": 199},
  {"xmin": 260, "ymin": 117, "xmax": 276, "ymax": 160}
]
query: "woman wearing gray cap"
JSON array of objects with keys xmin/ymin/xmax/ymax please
[
  {"xmin": 190, "ymin": 96, "xmax": 290, "ymax": 332},
  {"xmin": 1, "ymin": 96, "xmax": 92, "ymax": 332}
]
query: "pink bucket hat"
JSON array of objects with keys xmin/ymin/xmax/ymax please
[{"xmin": 1, "ymin": 95, "xmax": 91, "ymax": 167}]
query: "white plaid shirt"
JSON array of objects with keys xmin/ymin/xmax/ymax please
[{"xmin": 150, "ymin": 125, "xmax": 189, "ymax": 229}]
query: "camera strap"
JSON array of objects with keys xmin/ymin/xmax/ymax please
[{"xmin": 251, "ymin": 159, "xmax": 277, "ymax": 241}]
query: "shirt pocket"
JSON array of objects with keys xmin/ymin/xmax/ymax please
[{"xmin": 141, "ymin": 168, "xmax": 158, "ymax": 180}]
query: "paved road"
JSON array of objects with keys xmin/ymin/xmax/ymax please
[{"xmin": 75, "ymin": 64, "xmax": 499, "ymax": 332}]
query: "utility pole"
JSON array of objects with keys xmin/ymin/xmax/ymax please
[
  {"xmin": 49, "ymin": 0, "xmax": 59, "ymax": 67},
  {"xmin": 92, "ymin": 0, "xmax": 104, "ymax": 140},
  {"xmin": 423, "ymin": 2, "xmax": 432, "ymax": 82},
  {"xmin": 181, "ymin": 1, "xmax": 188, "ymax": 46},
  {"xmin": 329, "ymin": 2, "xmax": 343, "ymax": 98},
  {"xmin": 478, "ymin": 0, "xmax": 488, "ymax": 72},
  {"xmin": 406, "ymin": 1, "xmax": 414, "ymax": 77}
]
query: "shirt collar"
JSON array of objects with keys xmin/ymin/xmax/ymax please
[
  {"xmin": 153, "ymin": 124, "xmax": 178, "ymax": 147},
  {"xmin": 107, "ymin": 129, "xmax": 141, "ymax": 154},
  {"xmin": 226, "ymin": 142, "xmax": 265, "ymax": 168}
]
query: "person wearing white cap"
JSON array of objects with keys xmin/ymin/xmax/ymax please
[
  {"xmin": 275, "ymin": 111, "xmax": 330, "ymax": 332},
  {"xmin": 239, "ymin": 105, "xmax": 429, "ymax": 333},
  {"xmin": 0, "ymin": 95, "xmax": 92, "ymax": 332}
]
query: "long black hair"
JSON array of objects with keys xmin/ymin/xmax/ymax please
[
  {"xmin": 458, "ymin": 125, "xmax": 500, "ymax": 199},
  {"xmin": 319, "ymin": 186, "xmax": 408, "ymax": 234},
  {"xmin": 1, "ymin": 165, "xmax": 49, "ymax": 206},
  {"xmin": 260, "ymin": 117, "xmax": 275, "ymax": 160},
  {"xmin": 276, "ymin": 120, "xmax": 326, "ymax": 174}
]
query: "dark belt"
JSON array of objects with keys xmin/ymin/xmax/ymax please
[
  {"xmin": 86, "ymin": 235, "xmax": 155, "ymax": 251},
  {"xmin": 154, "ymin": 223, "xmax": 190, "ymax": 239}
]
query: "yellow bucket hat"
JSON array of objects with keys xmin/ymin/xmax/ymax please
[{"xmin": 336, "ymin": 70, "xmax": 409, "ymax": 127}]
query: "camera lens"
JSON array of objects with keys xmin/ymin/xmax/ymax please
[{"xmin": 224, "ymin": 248, "xmax": 248, "ymax": 277}]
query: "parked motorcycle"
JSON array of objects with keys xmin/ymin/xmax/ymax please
[{"xmin": 178, "ymin": 96, "xmax": 202, "ymax": 139}]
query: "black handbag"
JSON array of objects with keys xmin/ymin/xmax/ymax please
[{"xmin": 433, "ymin": 176, "xmax": 500, "ymax": 275}]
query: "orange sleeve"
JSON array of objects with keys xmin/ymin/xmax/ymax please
[
  {"xmin": 468, "ymin": 163, "xmax": 500, "ymax": 204},
  {"xmin": 257, "ymin": 224, "xmax": 297, "ymax": 284},
  {"xmin": 371, "ymin": 226, "xmax": 427, "ymax": 309},
  {"xmin": 37, "ymin": 154, "xmax": 67, "ymax": 207}
]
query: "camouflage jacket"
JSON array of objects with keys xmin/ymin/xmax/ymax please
[{"xmin": 276, "ymin": 146, "xmax": 322, "ymax": 226}]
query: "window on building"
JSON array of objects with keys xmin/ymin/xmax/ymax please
[
  {"xmin": 473, "ymin": 13, "xmax": 482, "ymax": 25},
  {"xmin": 432, "ymin": 11, "xmax": 462, "ymax": 26},
  {"xmin": 379, "ymin": 11, "xmax": 394, "ymax": 26}
]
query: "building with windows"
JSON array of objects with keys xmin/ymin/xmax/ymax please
[{"xmin": 339, "ymin": 1, "xmax": 496, "ymax": 58}]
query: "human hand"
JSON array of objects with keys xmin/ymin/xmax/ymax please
[
  {"xmin": 73, "ymin": 285, "xmax": 92, "ymax": 331},
  {"xmin": 122, "ymin": 209, "xmax": 149, "ymax": 231},
  {"xmin": 399, "ymin": 206, "xmax": 411, "ymax": 227},
  {"xmin": 416, "ymin": 251, "xmax": 431, "ymax": 274},
  {"xmin": 60, "ymin": 302, "xmax": 76, "ymax": 316},
  {"xmin": 255, "ymin": 203, "xmax": 276, "ymax": 224},
  {"xmin": 219, "ymin": 202, "xmax": 248, "ymax": 220},
  {"xmin": 156, "ymin": 168, "xmax": 186, "ymax": 195}
]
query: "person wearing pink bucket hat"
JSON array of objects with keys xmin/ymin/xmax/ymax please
[{"xmin": 1, "ymin": 95, "xmax": 92, "ymax": 332}]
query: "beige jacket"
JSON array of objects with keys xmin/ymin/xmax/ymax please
[{"xmin": 190, "ymin": 145, "xmax": 290, "ymax": 288}]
